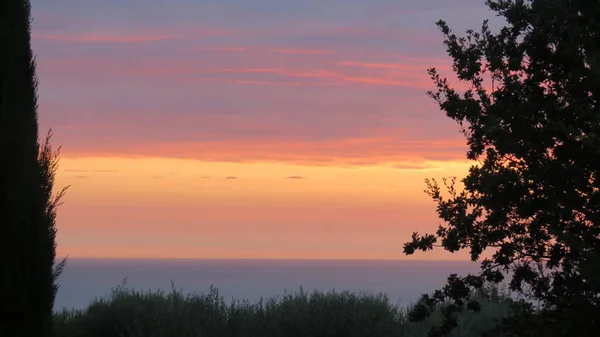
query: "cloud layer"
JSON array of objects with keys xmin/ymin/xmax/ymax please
[{"xmin": 31, "ymin": 0, "xmax": 496, "ymax": 166}]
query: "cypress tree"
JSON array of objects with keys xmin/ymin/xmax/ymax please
[{"xmin": 1, "ymin": 1, "xmax": 67, "ymax": 336}]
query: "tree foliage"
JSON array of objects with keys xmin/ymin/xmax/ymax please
[
  {"xmin": 1, "ymin": 1, "xmax": 68, "ymax": 336},
  {"xmin": 403, "ymin": 0, "xmax": 600, "ymax": 336},
  {"xmin": 40, "ymin": 129, "xmax": 70, "ymax": 324}
]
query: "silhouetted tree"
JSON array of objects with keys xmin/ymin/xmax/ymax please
[
  {"xmin": 1, "ymin": 1, "xmax": 68, "ymax": 337},
  {"xmin": 40, "ymin": 129, "xmax": 70, "ymax": 311},
  {"xmin": 403, "ymin": 0, "xmax": 600, "ymax": 336}
]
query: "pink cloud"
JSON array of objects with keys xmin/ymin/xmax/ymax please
[
  {"xmin": 39, "ymin": 57, "xmax": 443, "ymax": 89},
  {"xmin": 195, "ymin": 46, "xmax": 247, "ymax": 52},
  {"xmin": 203, "ymin": 67, "xmax": 434, "ymax": 88},
  {"xmin": 56, "ymin": 135, "xmax": 468, "ymax": 166},
  {"xmin": 32, "ymin": 13, "xmax": 472, "ymax": 168},
  {"xmin": 35, "ymin": 28, "xmax": 454, "ymax": 89},
  {"xmin": 338, "ymin": 60, "xmax": 450, "ymax": 71},
  {"xmin": 231, "ymin": 79, "xmax": 304, "ymax": 86},
  {"xmin": 33, "ymin": 33, "xmax": 179, "ymax": 43},
  {"xmin": 339, "ymin": 75, "xmax": 424, "ymax": 87},
  {"xmin": 269, "ymin": 48, "xmax": 335, "ymax": 55},
  {"xmin": 33, "ymin": 27, "xmax": 228, "ymax": 44}
]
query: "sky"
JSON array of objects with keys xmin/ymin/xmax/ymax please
[{"xmin": 30, "ymin": 0, "xmax": 501, "ymax": 260}]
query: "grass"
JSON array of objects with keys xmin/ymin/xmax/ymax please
[{"xmin": 54, "ymin": 282, "xmax": 515, "ymax": 337}]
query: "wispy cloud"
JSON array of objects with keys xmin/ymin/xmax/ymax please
[
  {"xmin": 338, "ymin": 61, "xmax": 431, "ymax": 70},
  {"xmin": 202, "ymin": 67, "xmax": 431, "ymax": 88},
  {"xmin": 285, "ymin": 176, "xmax": 306, "ymax": 179},
  {"xmin": 196, "ymin": 46, "xmax": 247, "ymax": 52},
  {"xmin": 33, "ymin": 33, "xmax": 179, "ymax": 43},
  {"xmin": 269, "ymin": 48, "xmax": 335, "ymax": 55},
  {"xmin": 57, "ymin": 136, "xmax": 467, "ymax": 167},
  {"xmin": 225, "ymin": 176, "xmax": 238, "ymax": 180},
  {"xmin": 34, "ymin": 0, "xmax": 488, "ymax": 168},
  {"xmin": 33, "ymin": 26, "xmax": 228, "ymax": 44},
  {"xmin": 63, "ymin": 169, "xmax": 119, "ymax": 174},
  {"xmin": 392, "ymin": 162, "xmax": 442, "ymax": 171}
]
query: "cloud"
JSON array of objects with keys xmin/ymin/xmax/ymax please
[
  {"xmin": 269, "ymin": 48, "xmax": 335, "ymax": 55},
  {"xmin": 36, "ymin": 41, "xmax": 444, "ymax": 89},
  {"xmin": 74, "ymin": 175, "xmax": 89, "ymax": 179},
  {"xmin": 392, "ymin": 163, "xmax": 442, "ymax": 171},
  {"xmin": 33, "ymin": 33, "xmax": 179, "ymax": 43},
  {"xmin": 337, "ymin": 60, "xmax": 451, "ymax": 71},
  {"xmin": 225, "ymin": 176, "xmax": 238, "ymax": 179},
  {"xmin": 151, "ymin": 175, "xmax": 166, "ymax": 179},
  {"xmin": 33, "ymin": 0, "xmax": 488, "ymax": 168},
  {"xmin": 338, "ymin": 61, "xmax": 418, "ymax": 70},
  {"xmin": 201, "ymin": 67, "xmax": 431, "ymax": 88},
  {"xmin": 32, "ymin": 26, "xmax": 228, "ymax": 44},
  {"xmin": 285, "ymin": 176, "xmax": 306, "ymax": 179},
  {"xmin": 38, "ymin": 69, "xmax": 466, "ymax": 167},
  {"xmin": 195, "ymin": 47, "xmax": 247, "ymax": 52},
  {"xmin": 63, "ymin": 169, "xmax": 120, "ymax": 174},
  {"xmin": 201, "ymin": 176, "xmax": 212, "ymax": 179},
  {"xmin": 56, "ymin": 136, "xmax": 468, "ymax": 167}
]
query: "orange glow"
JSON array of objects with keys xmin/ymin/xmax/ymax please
[
  {"xmin": 55, "ymin": 156, "xmax": 474, "ymax": 260},
  {"xmin": 56, "ymin": 137, "xmax": 469, "ymax": 167}
]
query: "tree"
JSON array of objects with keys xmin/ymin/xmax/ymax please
[
  {"xmin": 40, "ymin": 129, "xmax": 70, "ymax": 324},
  {"xmin": 403, "ymin": 0, "xmax": 600, "ymax": 336},
  {"xmin": 1, "ymin": 1, "xmax": 68, "ymax": 336}
]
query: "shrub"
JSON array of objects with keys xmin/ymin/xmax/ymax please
[{"xmin": 54, "ymin": 282, "xmax": 515, "ymax": 337}]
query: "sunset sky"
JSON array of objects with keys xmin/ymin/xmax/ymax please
[{"xmin": 31, "ymin": 0, "xmax": 501, "ymax": 260}]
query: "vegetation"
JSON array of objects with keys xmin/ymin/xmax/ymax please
[
  {"xmin": 0, "ymin": 1, "xmax": 68, "ymax": 336},
  {"xmin": 53, "ymin": 282, "xmax": 515, "ymax": 337},
  {"xmin": 403, "ymin": 0, "xmax": 600, "ymax": 336}
]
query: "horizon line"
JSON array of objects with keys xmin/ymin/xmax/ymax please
[{"xmin": 58, "ymin": 257, "xmax": 477, "ymax": 263}]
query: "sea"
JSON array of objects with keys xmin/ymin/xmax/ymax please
[{"xmin": 55, "ymin": 258, "xmax": 481, "ymax": 312}]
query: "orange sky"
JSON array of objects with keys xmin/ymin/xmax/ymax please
[
  {"xmin": 31, "ymin": 0, "xmax": 501, "ymax": 260},
  {"xmin": 54, "ymin": 157, "xmax": 475, "ymax": 260}
]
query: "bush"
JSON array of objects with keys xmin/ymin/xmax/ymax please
[{"xmin": 54, "ymin": 281, "xmax": 515, "ymax": 337}]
